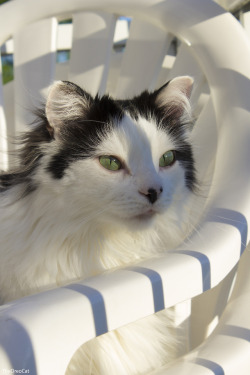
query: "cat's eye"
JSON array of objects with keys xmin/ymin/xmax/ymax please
[
  {"xmin": 99, "ymin": 155, "xmax": 122, "ymax": 171},
  {"xmin": 159, "ymin": 150, "xmax": 176, "ymax": 167}
]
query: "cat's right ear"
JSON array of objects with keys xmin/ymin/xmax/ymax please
[
  {"xmin": 45, "ymin": 81, "xmax": 93, "ymax": 140},
  {"xmin": 154, "ymin": 76, "xmax": 194, "ymax": 123}
]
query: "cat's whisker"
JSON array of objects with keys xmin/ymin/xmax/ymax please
[
  {"xmin": 78, "ymin": 119, "xmax": 108, "ymax": 125},
  {"xmin": 76, "ymin": 206, "xmax": 108, "ymax": 226},
  {"xmin": 184, "ymin": 222, "xmax": 205, "ymax": 247}
]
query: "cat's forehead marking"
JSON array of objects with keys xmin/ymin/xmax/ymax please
[{"xmin": 96, "ymin": 113, "xmax": 175, "ymax": 168}]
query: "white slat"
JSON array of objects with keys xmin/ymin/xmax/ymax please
[
  {"xmin": 55, "ymin": 61, "xmax": 70, "ymax": 81},
  {"xmin": 156, "ymin": 43, "xmax": 176, "ymax": 88},
  {"xmin": 168, "ymin": 43, "xmax": 208, "ymax": 114},
  {"xmin": 0, "ymin": 61, "xmax": 8, "ymax": 170},
  {"xmin": 191, "ymin": 98, "xmax": 217, "ymax": 183},
  {"xmin": 69, "ymin": 12, "xmax": 116, "ymax": 96},
  {"xmin": 115, "ymin": 19, "xmax": 173, "ymax": 98},
  {"xmin": 105, "ymin": 53, "xmax": 119, "ymax": 96},
  {"xmin": 13, "ymin": 17, "xmax": 58, "ymax": 133},
  {"xmin": 168, "ymin": 43, "xmax": 204, "ymax": 81},
  {"xmin": 56, "ymin": 23, "xmax": 73, "ymax": 51},
  {"xmin": 2, "ymin": 81, "xmax": 15, "ymax": 165}
]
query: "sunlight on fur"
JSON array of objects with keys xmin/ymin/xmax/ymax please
[{"xmin": 0, "ymin": 76, "xmax": 205, "ymax": 375}]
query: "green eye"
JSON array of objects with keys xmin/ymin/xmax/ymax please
[
  {"xmin": 99, "ymin": 155, "xmax": 122, "ymax": 171},
  {"xmin": 159, "ymin": 150, "xmax": 176, "ymax": 167}
]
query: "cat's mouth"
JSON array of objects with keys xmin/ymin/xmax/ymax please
[{"xmin": 134, "ymin": 209, "xmax": 156, "ymax": 220}]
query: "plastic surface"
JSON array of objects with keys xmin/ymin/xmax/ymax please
[
  {"xmin": 154, "ymin": 248, "xmax": 250, "ymax": 375},
  {"xmin": 13, "ymin": 17, "xmax": 57, "ymax": 132},
  {"xmin": 0, "ymin": 0, "xmax": 250, "ymax": 374},
  {"xmin": 69, "ymin": 12, "xmax": 116, "ymax": 96}
]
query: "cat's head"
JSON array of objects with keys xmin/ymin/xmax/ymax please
[{"xmin": 18, "ymin": 77, "xmax": 197, "ymax": 232}]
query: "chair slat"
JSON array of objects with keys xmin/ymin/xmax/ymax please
[
  {"xmin": 55, "ymin": 61, "xmax": 70, "ymax": 81},
  {"xmin": 115, "ymin": 19, "xmax": 173, "ymax": 98},
  {"xmin": 0, "ymin": 63, "xmax": 8, "ymax": 170},
  {"xmin": 168, "ymin": 43, "xmax": 205, "ymax": 87},
  {"xmin": 69, "ymin": 12, "xmax": 116, "ymax": 96},
  {"xmin": 167, "ymin": 43, "xmax": 201, "ymax": 78},
  {"xmin": 192, "ymin": 98, "xmax": 217, "ymax": 182},
  {"xmin": 168, "ymin": 43, "xmax": 209, "ymax": 114},
  {"xmin": 106, "ymin": 50, "xmax": 124, "ymax": 96},
  {"xmin": 2, "ymin": 81, "xmax": 16, "ymax": 167},
  {"xmin": 13, "ymin": 17, "xmax": 58, "ymax": 133}
]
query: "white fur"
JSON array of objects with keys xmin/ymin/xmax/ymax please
[{"xmin": 0, "ymin": 110, "xmax": 199, "ymax": 373}]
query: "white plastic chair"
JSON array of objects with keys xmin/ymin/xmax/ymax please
[{"xmin": 0, "ymin": 0, "xmax": 250, "ymax": 374}]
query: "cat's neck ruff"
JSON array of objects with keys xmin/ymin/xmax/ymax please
[{"xmin": 0, "ymin": 174, "xmax": 192, "ymax": 303}]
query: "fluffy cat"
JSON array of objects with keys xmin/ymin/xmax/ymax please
[{"xmin": 0, "ymin": 76, "xmax": 199, "ymax": 374}]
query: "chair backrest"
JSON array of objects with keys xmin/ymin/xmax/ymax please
[
  {"xmin": 0, "ymin": 0, "xmax": 250, "ymax": 374},
  {"xmin": 0, "ymin": 1, "xmax": 210, "ymax": 168}
]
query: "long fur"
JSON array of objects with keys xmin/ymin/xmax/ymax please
[{"xmin": 0, "ymin": 76, "xmax": 201, "ymax": 374}]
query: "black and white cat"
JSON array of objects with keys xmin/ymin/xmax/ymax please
[{"xmin": 0, "ymin": 76, "xmax": 199, "ymax": 374}]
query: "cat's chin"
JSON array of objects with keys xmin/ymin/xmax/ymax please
[
  {"xmin": 134, "ymin": 209, "xmax": 156, "ymax": 220},
  {"xmin": 124, "ymin": 210, "xmax": 158, "ymax": 231}
]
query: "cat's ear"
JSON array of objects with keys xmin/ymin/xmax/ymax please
[
  {"xmin": 45, "ymin": 81, "xmax": 93, "ymax": 140},
  {"xmin": 155, "ymin": 76, "xmax": 193, "ymax": 121}
]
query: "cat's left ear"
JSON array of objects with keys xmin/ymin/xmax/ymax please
[
  {"xmin": 155, "ymin": 76, "xmax": 194, "ymax": 121},
  {"xmin": 45, "ymin": 81, "xmax": 93, "ymax": 140}
]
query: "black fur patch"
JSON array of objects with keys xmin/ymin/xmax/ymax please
[
  {"xmin": 47, "ymin": 94, "xmax": 124, "ymax": 179},
  {"xmin": 0, "ymin": 114, "xmax": 50, "ymax": 196}
]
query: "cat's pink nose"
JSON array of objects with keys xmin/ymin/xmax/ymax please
[{"xmin": 139, "ymin": 186, "xmax": 163, "ymax": 204}]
